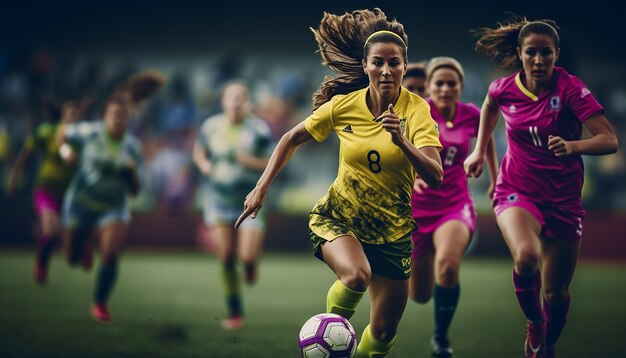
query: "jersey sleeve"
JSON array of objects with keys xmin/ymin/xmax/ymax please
[
  {"xmin": 254, "ymin": 119, "xmax": 275, "ymax": 157},
  {"xmin": 467, "ymin": 103, "xmax": 481, "ymax": 137},
  {"xmin": 304, "ymin": 100, "xmax": 335, "ymax": 142},
  {"xmin": 406, "ymin": 102, "xmax": 442, "ymax": 151},
  {"xmin": 565, "ymin": 76, "xmax": 604, "ymax": 122},
  {"xmin": 64, "ymin": 121, "xmax": 99, "ymax": 149},
  {"xmin": 130, "ymin": 139, "xmax": 143, "ymax": 166},
  {"xmin": 487, "ymin": 79, "xmax": 503, "ymax": 108},
  {"xmin": 196, "ymin": 118, "xmax": 213, "ymax": 155}
]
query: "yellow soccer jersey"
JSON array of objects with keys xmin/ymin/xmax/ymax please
[{"xmin": 305, "ymin": 86, "xmax": 442, "ymax": 244}]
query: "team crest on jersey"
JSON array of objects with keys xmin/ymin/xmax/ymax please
[
  {"xmin": 507, "ymin": 193, "xmax": 519, "ymax": 203},
  {"xmin": 509, "ymin": 105, "xmax": 517, "ymax": 113},
  {"xmin": 549, "ymin": 96, "xmax": 561, "ymax": 111},
  {"xmin": 399, "ymin": 118, "xmax": 407, "ymax": 136}
]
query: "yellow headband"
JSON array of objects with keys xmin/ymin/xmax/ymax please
[{"xmin": 364, "ymin": 30, "xmax": 407, "ymax": 48}]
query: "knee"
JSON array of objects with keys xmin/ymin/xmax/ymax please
[
  {"xmin": 341, "ymin": 266, "xmax": 371, "ymax": 292},
  {"xmin": 513, "ymin": 251, "xmax": 540, "ymax": 275},
  {"xmin": 370, "ymin": 323, "xmax": 397, "ymax": 343},
  {"xmin": 543, "ymin": 286, "xmax": 569, "ymax": 305},
  {"xmin": 435, "ymin": 258, "xmax": 459, "ymax": 287},
  {"xmin": 410, "ymin": 290, "xmax": 432, "ymax": 304}
]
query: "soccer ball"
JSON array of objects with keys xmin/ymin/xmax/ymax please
[{"xmin": 298, "ymin": 313, "xmax": 357, "ymax": 358}]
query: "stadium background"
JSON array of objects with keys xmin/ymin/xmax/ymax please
[{"xmin": 0, "ymin": 1, "xmax": 625, "ymax": 357}]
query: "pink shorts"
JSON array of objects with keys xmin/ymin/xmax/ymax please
[
  {"xmin": 34, "ymin": 187, "xmax": 63, "ymax": 217},
  {"xmin": 493, "ymin": 190, "xmax": 585, "ymax": 241},
  {"xmin": 412, "ymin": 202, "xmax": 476, "ymax": 259}
]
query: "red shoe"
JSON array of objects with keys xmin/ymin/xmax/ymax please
[
  {"xmin": 545, "ymin": 345, "xmax": 556, "ymax": 358},
  {"xmin": 524, "ymin": 320, "xmax": 546, "ymax": 358},
  {"xmin": 81, "ymin": 243, "xmax": 93, "ymax": 271},
  {"xmin": 33, "ymin": 263, "xmax": 47, "ymax": 285},
  {"xmin": 91, "ymin": 303, "xmax": 112, "ymax": 323},
  {"xmin": 221, "ymin": 316, "xmax": 244, "ymax": 330}
]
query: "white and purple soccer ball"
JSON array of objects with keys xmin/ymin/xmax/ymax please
[{"xmin": 298, "ymin": 313, "xmax": 357, "ymax": 358}]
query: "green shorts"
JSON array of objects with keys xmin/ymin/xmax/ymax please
[{"xmin": 310, "ymin": 231, "xmax": 414, "ymax": 281}]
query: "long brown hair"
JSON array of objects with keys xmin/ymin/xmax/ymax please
[
  {"xmin": 110, "ymin": 70, "xmax": 165, "ymax": 107},
  {"xmin": 310, "ymin": 8, "xmax": 408, "ymax": 110},
  {"xmin": 473, "ymin": 16, "xmax": 560, "ymax": 69}
]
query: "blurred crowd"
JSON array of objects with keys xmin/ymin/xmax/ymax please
[{"xmin": 1, "ymin": 49, "xmax": 625, "ymax": 222}]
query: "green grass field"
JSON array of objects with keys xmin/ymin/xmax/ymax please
[{"xmin": 1, "ymin": 250, "xmax": 625, "ymax": 357}]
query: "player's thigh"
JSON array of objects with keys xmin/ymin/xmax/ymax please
[
  {"xmin": 320, "ymin": 235, "xmax": 370, "ymax": 280},
  {"xmin": 433, "ymin": 220, "xmax": 470, "ymax": 282},
  {"xmin": 98, "ymin": 221, "xmax": 129, "ymax": 258},
  {"xmin": 368, "ymin": 274, "xmax": 409, "ymax": 339},
  {"xmin": 237, "ymin": 229, "xmax": 265, "ymax": 262},
  {"xmin": 211, "ymin": 224, "xmax": 236, "ymax": 261},
  {"xmin": 40, "ymin": 209, "xmax": 61, "ymax": 237},
  {"xmin": 497, "ymin": 207, "xmax": 542, "ymax": 261},
  {"xmin": 409, "ymin": 252, "xmax": 434, "ymax": 303},
  {"xmin": 541, "ymin": 238, "xmax": 580, "ymax": 297}
]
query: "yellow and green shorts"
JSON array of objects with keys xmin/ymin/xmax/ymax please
[{"xmin": 309, "ymin": 223, "xmax": 414, "ymax": 281}]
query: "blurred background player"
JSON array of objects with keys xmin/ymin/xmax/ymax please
[
  {"xmin": 236, "ymin": 8, "xmax": 442, "ymax": 357},
  {"xmin": 409, "ymin": 57, "xmax": 498, "ymax": 357},
  {"xmin": 58, "ymin": 72, "xmax": 164, "ymax": 323},
  {"xmin": 466, "ymin": 17, "xmax": 618, "ymax": 358},
  {"xmin": 193, "ymin": 80, "xmax": 274, "ymax": 330},
  {"xmin": 402, "ymin": 61, "xmax": 429, "ymax": 98},
  {"xmin": 7, "ymin": 99, "xmax": 85, "ymax": 284}
]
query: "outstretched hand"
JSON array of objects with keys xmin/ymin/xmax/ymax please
[{"xmin": 235, "ymin": 186, "xmax": 268, "ymax": 228}]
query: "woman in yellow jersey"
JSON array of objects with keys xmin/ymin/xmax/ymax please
[
  {"xmin": 7, "ymin": 100, "xmax": 84, "ymax": 284},
  {"xmin": 236, "ymin": 8, "xmax": 443, "ymax": 357}
]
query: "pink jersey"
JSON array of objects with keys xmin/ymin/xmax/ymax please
[
  {"xmin": 489, "ymin": 67, "xmax": 604, "ymax": 208},
  {"xmin": 411, "ymin": 99, "xmax": 479, "ymax": 217}
]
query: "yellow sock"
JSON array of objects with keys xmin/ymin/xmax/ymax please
[
  {"xmin": 354, "ymin": 324, "xmax": 395, "ymax": 358},
  {"xmin": 221, "ymin": 264, "xmax": 240, "ymax": 296},
  {"xmin": 221, "ymin": 264, "xmax": 242, "ymax": 316},
  {"xmin": 326, "ymin": 279, "xmax": 365, "ymax": 319}
]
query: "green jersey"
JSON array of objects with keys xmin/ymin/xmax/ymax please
[
  {"xmin": 63, "ymin": 121, "xmax": 142, "ymax": 211},
  {"xmin": 197, "ymin": 114, "xmax": 274, "ymax": 208}
]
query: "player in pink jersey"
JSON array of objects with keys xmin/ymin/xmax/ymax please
[
  {"xmin": 466, "ymin": 17, "xmax": 618, "ymax": 358},
  {"xmin": 402, "ymin": 61, "xmax": 428, "ymax": 98},
  {"xmin": 409, "ymin": 57, "xmax": 498, "ymax": 358}
]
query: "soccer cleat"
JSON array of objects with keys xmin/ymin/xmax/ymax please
[
  {"xmin": 431, "ymin": 335, "xmax": 453, "ymax": 357},
  {"xmin": 545, "ymin": 345, "xmax": 556, "ymax": 358},
  {"xmin": 221, "ymin": 316, "xmax": 244, "ymax": 330},
  {"xmin": 33, "ymin": 262, "xmax": 47, "ymax": 285},
  {"xmin": 524, "ymin": 320, "xmax": 546, "ymax": 358},
  {"xmin": 91, "ymin": 303, "xmax": 112, "ymax": 323}
]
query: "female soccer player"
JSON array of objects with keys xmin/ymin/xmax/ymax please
[
  {"xmin": 7, "ymin": 100, "xmax": 83, "ymax": 283},
  {"xmin": 193, "ymin": 81, "xmax": 274, "ymax": 330},
  {"xmin": 410, "ymin": 57, "xmax": 498, "ymax": 357},
  {"xmin": 236, "ymin": 8, "xmax": 442, "ymax": 357},
  {"xmin": 59, "ymin": 72, "xmax": 163, "ymax": 323},
  {"xmin": 465, "ymin": 18, "xmax": 618, "ymax": 357},
  {"xmin": 402, "ymin": 61, "xmax": 428, "ymax": 98}
]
